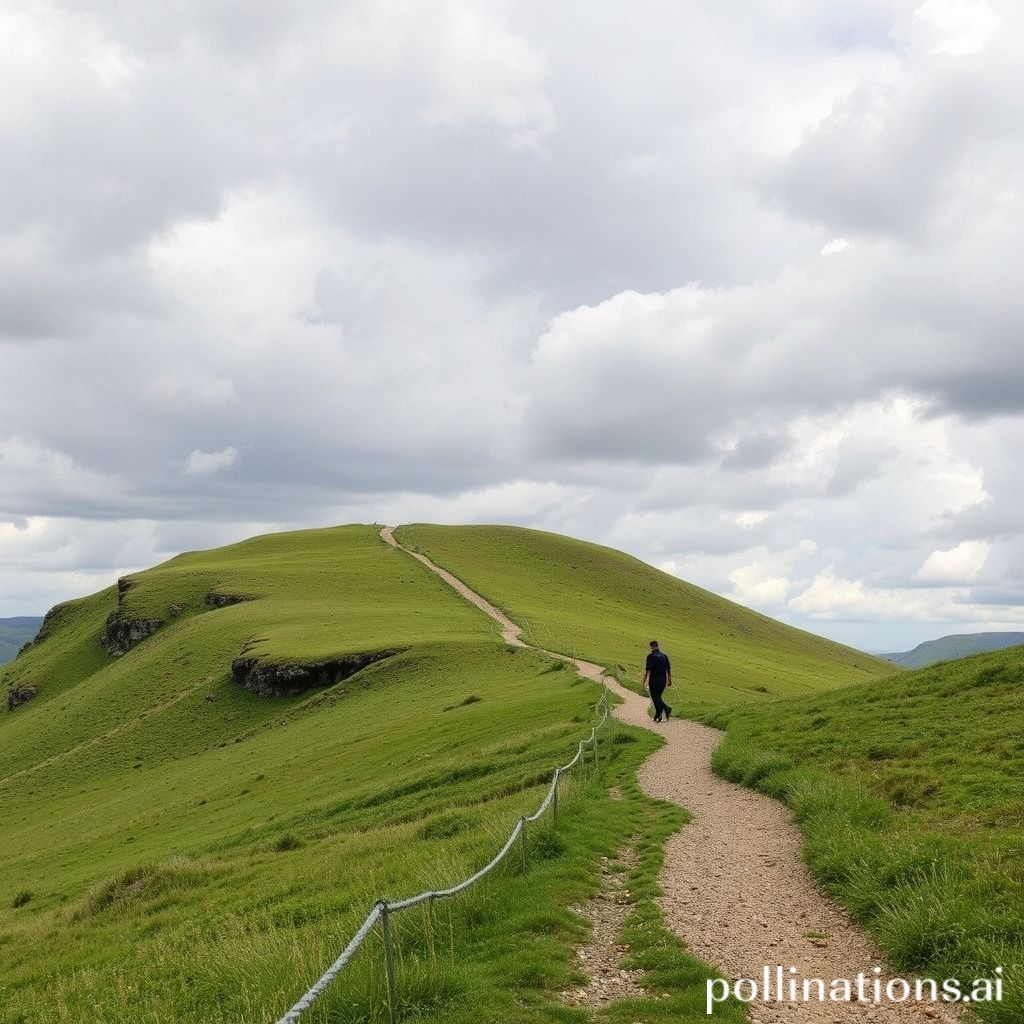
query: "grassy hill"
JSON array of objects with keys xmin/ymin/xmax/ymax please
[
  {"xmin": 709, "ymin": 646, "xmax": 1024, "ymax": 1023},
  {"xmin": 0, "ymin": 616, "xmax": 43, "ymax": 666},
  {"xmin": 881, "ymin": 631, "xmax": 1024, "ymax": 669},
  {"xmin": 396, "ymin": 524, "xmax": 894, "ymax": 714},
  {"xmin": 0, "ymin": 522, "xmax": 908, "ymax": 1024},
  {"xmin": 0, "ymin": 526, "xmax": 630, "ymax": 1024}
]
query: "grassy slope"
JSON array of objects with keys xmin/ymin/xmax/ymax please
[
  {"xmin": 0, "ymin": 618, "xmax": 42, "ymax": 666},
  {"xmin": 396, "ymin": 524, "xmax": 894, "ymax": 713},
  {"xmin": 0, "ymin": 525, "xmax": 754, "ymax": 1024},
  {"xmin": 709, "ymin": 647, "xmax": 1024, "ymax": 1022},
  {"xmin": 0, "ymin": 526, "xmax": 596, "ymax": 1022}
]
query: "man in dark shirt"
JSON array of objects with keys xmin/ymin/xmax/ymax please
[{"xmin": 642, "ymin": 640, "xmax": 673, "ymax": 722}]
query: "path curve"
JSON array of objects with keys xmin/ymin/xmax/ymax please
[{"xmin": 381, "ymin": 526, "xmax": 958, "ymax": 1023}]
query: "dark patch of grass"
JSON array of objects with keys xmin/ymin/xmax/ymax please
[
  {"xmin": 75, "ymin": 857, "xmax": 217, "ymax": 918},
  {"xmin": 418, "ymin": 811, "xmax": 476, "ymax": 841},
  {"xmin": 540, "ymin": 661, "xmax": 567, "ymax": 674},
  {"xmin": 11, "ymin": 891, "xmax": 33, "ymax": 909}
]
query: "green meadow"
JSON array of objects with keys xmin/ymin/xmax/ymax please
[
  {"xmin": 0, "ymin": 525, "xmax": 755, "ymax": 1024},
  {"xmin": 7, "ymin": 521, "xmax": 1012, "ymax": 1023}
]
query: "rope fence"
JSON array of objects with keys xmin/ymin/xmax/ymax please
[{"xmin": 276, "ymin": 686, "xmax": 612, "ymax": 1024}]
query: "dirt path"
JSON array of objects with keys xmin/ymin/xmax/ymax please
[{"xmin": 381, "ymin": 526, "xmax": 958, "ymax": 1023}]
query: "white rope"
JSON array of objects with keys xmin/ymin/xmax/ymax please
[
  {"xmin": 275, "ymin": 903, "xmax": 383, "ymax": 1023},
  {"xmin": 275, "ymin": 682, "xmax": 611, "ymax": 1021}
]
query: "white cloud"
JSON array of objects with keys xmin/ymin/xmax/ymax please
[
  {"xmin": 820, "ymin": 237, "xmax": 851, "ymax": 255},
  {"xmin": 918, "ymin": 539, "xmax": 991, "ymax": 582},
  {"xmin": 2, "ymin": 1, "xmax": 1024, "ymax": 652},
  {"xmin": 910, "ymin": 0, "xmax": 1000, "ymax": 56},
  {"xmin": 182, "ymin": 447, "xmax": 239, "ymax": 475},
  {"xmin": 789, "ymin": 567, "xmax": 932, "ymax": 620},
  {"xmin": 729, "ymin": 564, "xmax": 792, "ymax": 607},
  {"xmin": 734, "ymin": 510, "xmax": 771, "ymax": 529}
]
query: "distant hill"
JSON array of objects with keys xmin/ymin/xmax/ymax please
[
  {"xmin": 880, "ymin": 631, "xmax": 1024, "ymax": 669},
  {"xmin": 0, "ymin": 616, "xmax": 43, "ymax": 665}
]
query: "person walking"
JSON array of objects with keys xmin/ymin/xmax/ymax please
[{"xmin": 642, "ymin": 639, "xmax": 672, "ymax": 722}]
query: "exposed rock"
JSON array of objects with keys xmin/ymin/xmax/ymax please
[
  {"xmin": 205, "ymin": 592, "xmax": 255, "ymax": 609},
  {"xmin": 8, "ymin": 684, "xmax": 38, "ymax": 711},
  {"xmin": 101, "ymin": 611, "xmax": 162, "ymax": 657},
  {"xmin": 14, "ymin": 603, "xmax": 63, "ymax": 659},
  {"xmin": 231, "ymin": 649, "xmax": 402, "ymax": 697}
]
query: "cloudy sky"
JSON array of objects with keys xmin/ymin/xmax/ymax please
[{"xmin": 2, "ymin": 0, "xmax": 1022, "ymax": 651}]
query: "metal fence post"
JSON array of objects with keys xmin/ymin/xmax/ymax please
[
  {"xmin": 380, "ymin": 901, "xmax": 399, "ymax": 1024},
  {"xmin": 519, "ymin": 817, "xmax": 528, "ymax": 874}
]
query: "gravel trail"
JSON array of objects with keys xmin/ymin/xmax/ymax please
[{"xmin": 381, "ymin": 527, "xmax": 959, "ymax": 1023}]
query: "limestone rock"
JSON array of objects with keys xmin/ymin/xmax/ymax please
[
  {"xmin": 231, "ymin": 649, "xmax": 401, "ymax": 697},
  {"xmin": 8, "ymin": 684, "xmax": 38, "ymax": 711},
  {"xmin": 205, "ymin": 592, "xmax": 255, "ymax": 609},
  {"xmin": 101, "ymin": 611, "xmax": 162, "ymax": 656}
]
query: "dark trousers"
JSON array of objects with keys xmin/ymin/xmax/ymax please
[{"xmin": 649, "ymin": 681, "xmax": 671, "ymax": 719}]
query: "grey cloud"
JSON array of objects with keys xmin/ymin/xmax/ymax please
[
  {"xmin": 722, "ymin": 433, "xmax": 793, "ymax": 471},
  {"xmin": 827, "ymin": 437, "xmax": 897, "ymax": 496},
  {"xmin": 957, "ymin": 588, "xmax": 1024, "ymax": 606},
  {"xmin": 767, "ymin": 20, "xmax": 1024, "ymax": 238},
  {"xmin": 3, "ymin": 1, "xmax": 1024, "ymax": 649}
]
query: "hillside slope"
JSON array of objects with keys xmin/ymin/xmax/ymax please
[
  {"xmin": 881, "ymin": 631, "xmax": 1024, "ymax": 669},
  {"xmin": 0, "ymin": 616, "xmax": 42, "ymax": 665},
  {"xmin": 0, "ymin": 525, "xmax": 623, "ymax": 1024},
  {"xmin": 0, "ymin": 523, "xmax": 906, "ymax": 1024},
  {"xmin": 711, "ymin": 646, "xmax": 1024, "ymax": 1022},
  {"xmin": 397, "ymin": 524, "xmax": 894, "ymax": 713}
]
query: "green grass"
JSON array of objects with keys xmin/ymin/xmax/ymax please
[
  {"xmin": 708, "ymin": 645, "xmax": 1024, "ymax": 1022},
  {"xmin": 396, "ymin": 524, "xmax": 894, "ymax": 714},
  {"xmin": 0, "ymin": 524, "xmax": 757, "ymax": 1023}
]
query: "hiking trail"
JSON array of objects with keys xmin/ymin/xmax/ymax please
[{"xmin": 381, "ymin": 526, "xmax": 958, "ymax": 1023}]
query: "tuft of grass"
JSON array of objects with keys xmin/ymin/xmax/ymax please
[
  {"xmin": 418, "ymin": 812, "xmax": 476, "ymax": 841},
  {"xmin": 11, "ymin": 891, "xmax": 33, "ymax": 909}
]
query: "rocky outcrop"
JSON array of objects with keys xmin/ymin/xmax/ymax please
[
  {"xmin": 205, "ymin": 592, "xmax": 255, "ymax": 609},
  {"xmin": 101, "ymin": 611, "xmax": 162, "ymax": 657},
  {"xmin": 231, "ymin": 649, "xmax": 401, "ymax": 697},
  {"xmin": 14, "ymin": 604, "xmax": 62, "ymax": 659},
  {"xmin": 8, "ymin": 684, "xmax": 37, "ymax": 711},
  {"xmin": 98, "ymin": 576, "xmax": 163, "ymax": 656}
]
